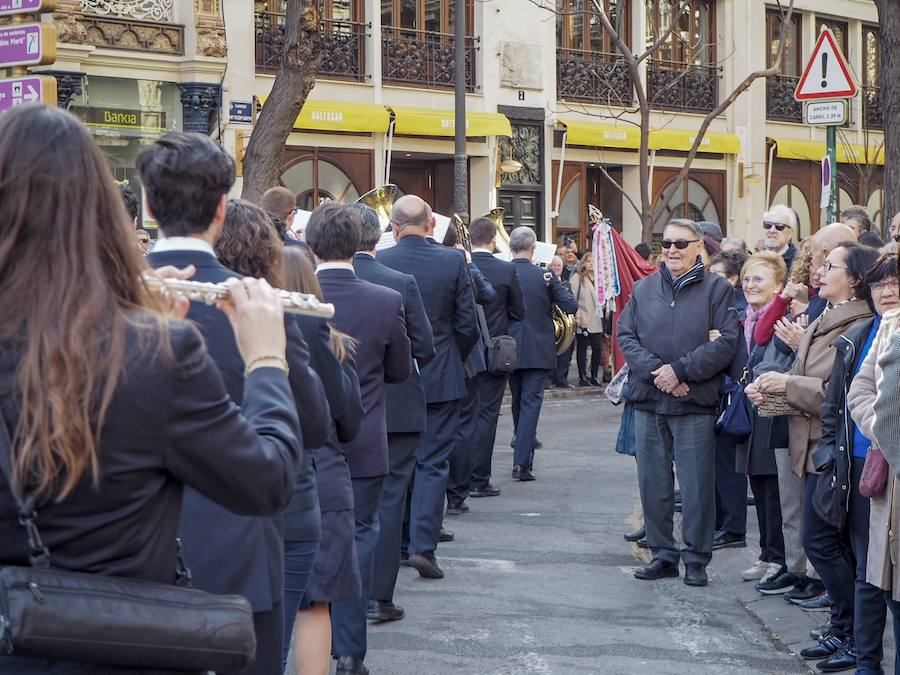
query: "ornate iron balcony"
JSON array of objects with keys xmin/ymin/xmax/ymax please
[
  {"xmin": 864, "ymin": 85, "xmax": 883, "ymax": 130},
  {"xmin": 381, "ymin": 26, "xmax": 476, "ymax": 91},
  {"xmin": 648, "ymin": 60, "xmax": 719, "ymax": 114},
  {"xmin": 556, "ymin": 48, "xmax": 633, "ymax": 107},
  {"xmin": 766, "ymin": 74, "xmax": 802, "ymax": 123},
  {"xmin": 255, "ymin": 11, "xmax": 368, "ymax": 82}
]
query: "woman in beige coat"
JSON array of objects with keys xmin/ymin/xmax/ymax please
[{"xmin": 570, "ymin": 252, "xmax": 608, "ymax": 386}]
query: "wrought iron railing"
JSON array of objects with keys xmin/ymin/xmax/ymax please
[
  {"xmin": 381, "ymin": 26, "xmax": 476, "ymax": 91},
  {"xmin": 863, "ymin": 85, "xmax": 883, "ymax": 129},
  {"xmin": 556, "ymin": 48, "xmax": 632, "ymax": 107},
  {"xmin": 255, "ymin": 11, "xmax": 368, "ymax": 81},
  {"xmin": 647, "ymin": 60, "xmax": 719, "ymax": 113},
  {"xmin": 766, "ymin": 74, "xmax": 802, "ymax": 123}
]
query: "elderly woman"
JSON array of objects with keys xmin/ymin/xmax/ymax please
[
  {"xmin": 570, "ymin": 252, "xmax": 607, "ymax": 386},
  {"xmin": 747, "ymin": 242, "xmax": 878, "ymax": 671},
  {"xmin": 733, "ymin": 252, "xmax": 790, "ymax": 584}
]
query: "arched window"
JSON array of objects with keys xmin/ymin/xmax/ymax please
[
  {"xmin": 770, "ymin": 184, "xmax": 811, "ymax": 240},
  {"xmin": 652, "ymin": 177, "xmax": 721, "ymax": 233},
  {"xmin": 866, "ymin": 188, "xmax": 884, "ymax": 230},
  {"xmin": 281, "ymin": 157, "xmax": 362, "ymax": 208}
]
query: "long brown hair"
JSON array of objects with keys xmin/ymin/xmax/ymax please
[
  {"xmin": 0, "ymin": 105, "xmax": 160, "ymax": 500},
  {"xmin": 281, "ymin": 247, "xmax": 356, "ymax": 362},
  {"xmin": 215, "ymin": 199, "xmax": 284, "ymax": 286}
]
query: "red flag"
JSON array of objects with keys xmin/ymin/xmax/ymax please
[{"xmin": 610, "ymin": 230, "xmax": 656, "ymax": 370}]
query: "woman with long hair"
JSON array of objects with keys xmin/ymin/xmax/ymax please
[
  {"xmin": 0, "ymin": 106, "xmax": 301, "ymax": 674},
  {"xmin": 570, "ymin": 252, "xmax": 608, "ymax": 386}
]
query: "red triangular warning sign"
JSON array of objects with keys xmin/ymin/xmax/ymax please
[{"xmin": 795, "ymin": 28, "xmax": 858, "ymax": 101}]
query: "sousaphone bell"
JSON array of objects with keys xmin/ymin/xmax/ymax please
[{"xmin": 355, "ymin": 184, "xmax": 399, "ymax": 230}]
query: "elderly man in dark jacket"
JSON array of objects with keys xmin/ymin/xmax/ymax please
[{"xmin": 618, "ymin": 219, "xmax": 740, "ymax": 587}]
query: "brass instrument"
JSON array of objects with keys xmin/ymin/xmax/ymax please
[
  {"xmin": 143, "ymin": 276, "xmax": 336, "ymax": 320},
  {"xmin": 451, "ymin": 213, "xmax": 472, "ymax": 252},
  {"xmin": 541, "ymin": 268, "xmax": 576, "ymax": 355},
  {"xmin": 355, "ymin": 184, "xmax": 399, "ymax": 230},
  {"xmin": 484, "ymin": 207, "xmax": 510, "ymax": 256}
]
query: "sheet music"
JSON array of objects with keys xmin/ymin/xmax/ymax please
[{"xmin": 376, "ymin": 230, "xmax": 396, "ymax": 251}]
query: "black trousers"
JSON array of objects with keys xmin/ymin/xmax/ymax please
[
  {"xmin": 849, "ymin": 456, "xmax": 887, "ymax": 669},
  {"xmin": 748, "ymin": 474, "xmax": 785, "ymax": 566},
  {"xmin": 508, "ymin": 368, "xmax": 549, "ymax": 469},
  {"xmin": 803, "ymin": 472, "xmax": 855, "ymax": 640},
  {"xmin": 472, "ymin": 372, "xmax": 508, "ymax": 490},
  {"xmin": 575, "ymin": 331, "xmax": 604, "ymax": 380},
  {"xmin": 554, "ymin": 342, "xmax": 573, "ymax": 385},
  {"xmin": 714, "ymin": 436, "xmax": 748, "ymax": 537},
  {"xmin": 371, "ymin": 432, "xmax": 420, "ymax": 602},
  {"xmin": 447, "ymin": 375, "xmax": 480, "ymax": 504}
]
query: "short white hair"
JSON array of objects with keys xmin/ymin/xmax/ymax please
[
  {"xmin": 510, "ymin": 226, "xmax": 537, "ymax": 253},
  {"xmin": 763, "ymin": 204, "xmax": 798, "ymax": 230}
]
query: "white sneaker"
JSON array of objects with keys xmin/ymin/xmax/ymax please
[
  {"xmin": 741, "ymin": 560, "xmax": 768, "ymax": 581},
  {"xmin": 760, "ymin": 562, "xmax": 783, "ymax": 583}
]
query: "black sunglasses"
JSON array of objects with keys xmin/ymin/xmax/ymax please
[
  {"xmin": 661, "ymin": 239, "xmax": 699, "ymax": 250},
  {"xmin": 763, "ymin": 220, "xmax": 790, "ymax": 231}
]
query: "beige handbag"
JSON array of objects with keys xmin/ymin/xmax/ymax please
[{"xmin": 755, "ymin": 391, "xmax": 802, "ymax": 417}]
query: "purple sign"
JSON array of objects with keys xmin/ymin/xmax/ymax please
[
  {"xmin": 0, "ymin": 0, "xmax": 46, "ymax": 18},
  {"xmin": 0, "ymin": 24, "xmax": 45, "ymax": 67},
  {"xmin": 0, "ymin": 77, "xmax": 51, "ymax": 113}
]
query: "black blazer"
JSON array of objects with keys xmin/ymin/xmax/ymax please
[
  {"xmin": 0, "ymin": 321, "xmax": 301, "ymax": 586},
  {"xmin": 509, "ymin": 258, "xmax": 578, "ymax": 371},
  {"xmin": 353, "ymin": 253, "xmax": 435, "ymax": 434},
  {"xmin": 378, "ymin": 235, "xmax": 478, "ymax": 403},
  {"xmin": 148, "ymin": 249, "xmax": 325, "ymax": 612},
  {"xmin": 317, "ymin": 268, "xmax": 411, "ymax": 478},
  {"xmin": 471, "ymin": 251, "xmax": 526, "ymax": 338}
]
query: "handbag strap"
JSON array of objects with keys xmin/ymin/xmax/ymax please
[
  {"xmin": 476, "ymin": 305, "xmax": 492, "ymax": 343},
  {"xmin": 0, "ymin": 411, "xmax": 51, "ymax": 568}
]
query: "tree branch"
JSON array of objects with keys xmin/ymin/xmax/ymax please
[{"xmin": 636, "ymin": 0, "xmax": 690, "ymax": 65}]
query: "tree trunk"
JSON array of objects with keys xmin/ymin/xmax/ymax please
[
  {"xmin": 241, "ymin": 0, "xmax": 323, "ymax": 204},
  {"xmin": 876, "ymin": 0, "xmax": 900, "ymax": 238}
]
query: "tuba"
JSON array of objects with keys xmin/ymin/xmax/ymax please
[
  {"xmin": 355, "ymin": 184, "xmax": 399, "ymax": 230},
  {"xmin": 484, "ymin": 207, "xmax": 510, "ymax": 257}
]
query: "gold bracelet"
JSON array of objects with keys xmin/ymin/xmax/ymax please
[{"xmin": 244, "ymin": 355, "xmax": 290, "ymax": 378}]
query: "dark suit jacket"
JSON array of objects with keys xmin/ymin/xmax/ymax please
[
  {"xmin": 471, "ymin": 251, "xmax": 526, "ymax": 338},
  {"xmin": 378, "ymin": 235, "xmax": 478, "ymax": 403},
  {"xmin": 353, "ymin": 253, "xmax": 435, "ymax": 434},
  {"xmin": 317, "ymin": 267, "xmax": 411, "ymax": 478},
  {"xmin": 148, "ymin": 249, "xmax": 326, "ymax": 612},
  {"xmin": 510, "ymin": 258, "xmax": 578, "ymax": 371},
  {"xmin": 0, "ymin": 320, "xmax": 301, "ymax": 587},
  {"xmin": 463, "ymin": 261, "xmax": 496, "ymax": 378}
]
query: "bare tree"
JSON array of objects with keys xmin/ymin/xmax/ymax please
[
  {"xmin": 874, "ymin": 0, "xmax": 899, "ymax": 237},
  {"xmin": 545, "ymin": 0, "xmax": 795, "ymax": 243},
  {"xmin": 241, "ymin": 0, "xmax": 323, "ymax": 204}
]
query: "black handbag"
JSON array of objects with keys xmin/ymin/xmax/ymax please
[
  {"xmin": 0, "ymin": 413, "xmax": 257, "ymax": 672},
  {"xmin": 715, "ymin": 376, "xmax": 752, "ymax": 444},
  {"xmin": 479, "ymin": 306, "xmax": 517, "ymax": 373}
]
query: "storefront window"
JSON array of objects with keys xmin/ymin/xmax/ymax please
[
  {"xmin": 652, "ymin": 177, "xmax": 720, "ymax": 233},
  {"xmin": 771, "ymin": 184, "xmax": 811, "ymax": 240},
  {"xmin": 281, "ymin": 157, "xmax": 361, "ymax": 208},
  {"xmin": 68, "ymin": 76, "xmax": 183, "ymax": 237},
  {"xmin": 866, "ymin": 188, "xmax": 883, "ymax": 229}
]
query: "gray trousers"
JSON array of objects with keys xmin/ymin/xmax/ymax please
[
  {"xmin": 634, "ymin": 410, "xmax": 716, "ymax": 566},
  {"xmin": 774, "ymin": 447, "xmax": 811, "ymax": 577}
]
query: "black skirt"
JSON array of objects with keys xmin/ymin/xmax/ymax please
[{"xmin": 299, "ymin": 508, "xmax": 362, "ymax": 606}]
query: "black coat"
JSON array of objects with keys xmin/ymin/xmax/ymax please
[
  {"xmin": 471, "ymin": 251, "xmax": 526, "ymax": 338},
  {"xmin": 0, "ymin": 321, "xmax": 301, "ymax": 585},
  {"xmin": 316, "ymin": 268, "xmax": 411, "ymax": 478},
  {"xmin": 509, "ymin": 259, "xmax": 577, "ymax": 371},
  {"xmin": 377, "ymin": 235, "xmax": 478, "ymax": 403},
  {"xmin": 617, "ymin": 267, "xmax": 740, "ymax": 415},
  {"xmin": 353, "ymin": 253, "xmax": 435, "ymax": 434}
]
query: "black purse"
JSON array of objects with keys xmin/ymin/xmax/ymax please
[
  {"xmin": 0, "ymin": 413, "xmax": 257, "ymax": 672},
  {"xmin": 478, "ymin": 306, "xmax": 517, "ymax": 373}
]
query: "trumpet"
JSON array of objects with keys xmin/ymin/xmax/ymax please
[{"xmin": 143, "ymin": 275, "xmax": 336, "ymax": 320}]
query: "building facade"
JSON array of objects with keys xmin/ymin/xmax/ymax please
[{"xmin": 31, "ymin": 0, "xmax": 883, "ymax": 246}]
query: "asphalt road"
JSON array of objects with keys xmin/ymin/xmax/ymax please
[{"xmin": 354, "ymin": 394, "xmax": 807, "ymax": 675}]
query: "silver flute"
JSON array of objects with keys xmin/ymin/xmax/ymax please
[{"xmin": 143, "ymin": 275, "xmax": 335, "ymax": 320}]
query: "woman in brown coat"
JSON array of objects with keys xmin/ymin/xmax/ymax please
[{"xmin": 747, "ymin": 242, "xmax": 877, "ymax": 669}]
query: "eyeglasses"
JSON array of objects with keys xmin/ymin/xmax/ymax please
[
  {"xmin": 823, "ymin": 261, "xmax": 846, "ymax": 272},
  {"xmin": 742, "ymin": 275, "xmax": 771, "ymax": 287},
  {"xmin": 661, "ymin": 239, "xmax": 699, "ymax": 250},
  {"xmin": 869, "ymin": 278, "xmax": 899, "ymax": 293},
  {"xmin": 763, "ymin": 221, "xmax": 791, "ymax": 231}
]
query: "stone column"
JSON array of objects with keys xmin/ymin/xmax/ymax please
[{"xmin": 179, "ymin": 83, "xmax": 222, "ymax": 133}]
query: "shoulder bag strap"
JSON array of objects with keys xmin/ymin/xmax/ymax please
[{"xmin": 477, "ymin": 305, "xmax": 491, "ymax": 343}]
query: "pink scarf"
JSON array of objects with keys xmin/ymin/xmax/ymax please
[{"xmin": 743, "ymin": 296, "xmax": 777, "ymax": 352}]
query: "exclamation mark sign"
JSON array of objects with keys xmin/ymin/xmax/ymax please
[{"xmin": 821, "ymin": 53, "xmax": 828, "ymax": 88}]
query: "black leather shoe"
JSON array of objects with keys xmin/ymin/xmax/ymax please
[
  {"xmin": 336, "ymin": 655, "xmax": 369, "ymax": 674},
  {"xmin": 406, "ymin": 553, "xmax": 445, "ymax": 579},
  {"xmin": 634, "ymin": 558, "xmax": 679, "ymax": 580},
  {"xmin": 785, "ymin": 576, "xmax": 827, "ymax": 604},
  {"xmin": 439, "ymin": 528, "xmax": 455, "ymax": 542},
  {"xmin": 636, "ymin": 538, "xmax": 649, "ymax": 549},
  {"xmin": 446, "ymin": 501, "xmax": 464, "ymax": 516},
  {"xmin": 816, "ymin": 640, "xmax": 857, "ymax": 672},
  {"xmin": 810, "ymin": 624, "xmax": 831, "ymax": 641},
  {"xmin": 512, "ymin": 465, "xmax": 535, "ymax": 481},
  {"xmin": 470, "ymin": 484, "xmax": 501, "ymax": 498},
  {"xmin": 589, "ymin": 377, "xmax": 602, "ymax": 387},
  {"xmin": 556, "ymin": 382, "xmax": 575, "ymax": 389},
  {"xmin": 684, "ymin": 563, "xmax": 708, "ymax": 586},
  {"xmin": 712, "ymin": 531, "xmax": 747, "ymax": 550},
  {"xmin": 624, "ymin": 526, "xmax": 645, "ymax": 542},
  {"xmin": 367, "ymin": 599, "xmax": 405, "ymax": 622},
  {"xmin": 800, "ymin": 634, "xmax": 843, "ymax": 660}
]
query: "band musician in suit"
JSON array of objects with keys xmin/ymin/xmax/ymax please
[
  {"xmin": 377, "ymin": 195, "xmax": 478, "ymax": 580},
  {"xmin": 306, "ymin": 203, "xmax": 412, "ymax": 675},
  {"xmin": 508, "ymin": 227, "xmax": 577, "ymax": 481},
  {"xmin": 351, "ymin": 205, "xmax": 436, "ymax": 622},
  {"xmin": 468, "ymin": 218, "xmax": 526, "ymax": 496}
]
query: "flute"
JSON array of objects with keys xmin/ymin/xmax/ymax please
[{"xmin": 143, "ymin": 275, "xmax": 335, "ymax": 320}]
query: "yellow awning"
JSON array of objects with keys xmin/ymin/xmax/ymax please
[
  {"xmin": 388, "ymin": 106, "xmax": 512, "ymax": 137},
  {"xmin": 256, "ymin": 97, "xmax": 391, "ymax": 133},
  {"xmin": 558, "ymin": 119, "xmax": 740, "ymax": 154},
  {"xmin": 770, "ymin": 137, "xmax": 884, "ymax": 165}
]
